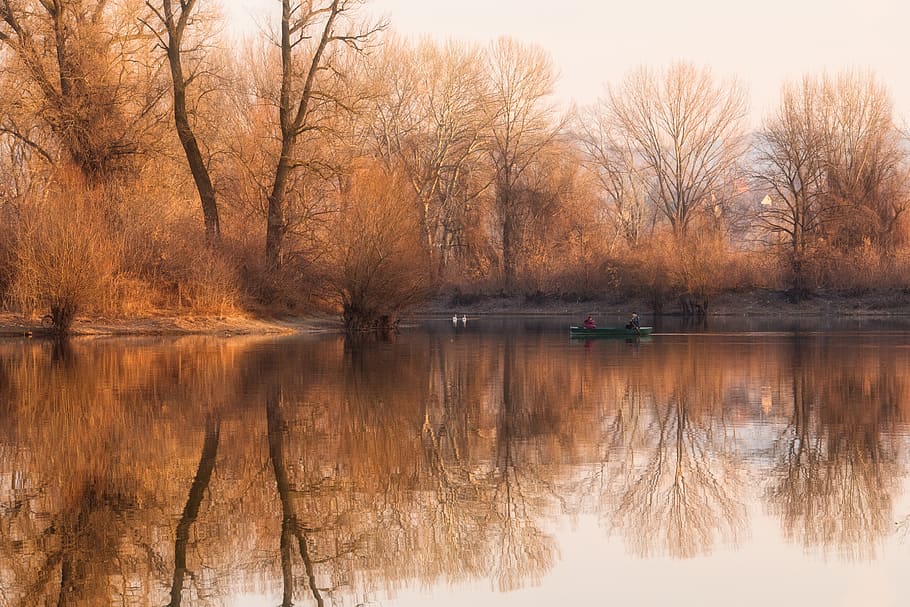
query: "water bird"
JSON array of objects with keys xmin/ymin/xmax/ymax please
[
  {"xmin": 461, "ymin": 314, "xmax": 468, "ymax": 325},
  {"xmin": 452, "ymin": 315, "xmax": 458, "ymax": 324}
]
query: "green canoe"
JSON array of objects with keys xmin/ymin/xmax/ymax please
[{"xmin": 569, "ymin": 326, "xmax": 653, "ymax": 337}]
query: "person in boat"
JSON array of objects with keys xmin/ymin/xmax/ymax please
[
  {"xmin": 625, "ymin": 312, "xmax": 641, "ymax": 331},
  {"xmin": 583, "ymin": 315, "xmax": 596, "ymax": 329}
]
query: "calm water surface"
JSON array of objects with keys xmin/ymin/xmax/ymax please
[{"xmin": 4, "ymin": 316, "xmax": 910, "ymax": 606}]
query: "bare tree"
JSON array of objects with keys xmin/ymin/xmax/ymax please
[
  {"xmin": 577, "ymin": 101, "xmax": 654, "ymax": 247},
  {"xmin": 326, "ymin": 162, "xmax": 430, "ymax": 331},
  {"xmin": 752, "ymin": 71, "xmax": 908, "ymax": 297},
  {"xmin": 8, "ymin": 171, "xmax": 119, "ymax": 332},
  {"xmin": 608, "ymin": 63, "xmax": 747, "ymax": 235},
  {"xmin": 483, "ymin": 37, "xmax": 564, "ymax": 290},
  {"xmin": 264, "ymin": 0, "xmax": 382, "ymax": 268},
  {"xmin": 752, "ymin": 77, "xmax": 833, "ymax": 298},
  {"xmin": 499, "ymin": 141, "xmax": 594, "ymax": 292},
  {"xmin": 366, "ymin": 38, "xmax": 490, "ymax": 279},
  {"xmin": 818, "ymin": 70, "xmax": 908, "ymax": 253},
  {"xmin": 0, "ymin": 0, "xmax": 157, "ymax": 180},
  {"xmin": 145, "ymin": 0, "xmax": 221, "ymax": 241}
]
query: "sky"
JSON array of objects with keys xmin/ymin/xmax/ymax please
[{"xmin": 226, "ymin": 0, "xmax": 910, "ymax": 126}]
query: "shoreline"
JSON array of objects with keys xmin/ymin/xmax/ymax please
[
  {"xmin": 0, "ymin": 313, "xmax": 342, "ymax": 338},
  {"xmin": 418, "ymin": 288, "xmax": 910, "ymax": 318},
  {"xmin": 4, "ymin": 289, "xmax": 910, "ymax": 338}
]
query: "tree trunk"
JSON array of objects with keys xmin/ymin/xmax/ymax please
[
  {"xmin": 168, "ymin": 416, "xmax": 220, "ymax": 607},
  {"xmin": 267, "ymin": 388, "xmax": 325, "ymax": 607},
  {"xmin": 265, "ymin": 0, "xmax": 343, "ymax": 268},
  {"xmin": 163, "ymin": 0, "xmax": 221, "ymax": 242},
  {"xmin": 502, "ymin": 215, "xmax": 515, "ymax": 290},
  {"xmin": 171, "ymin": 64, "xmax": 220, "ymax": 242},
  {"xmin": 265, "ymin": 144, "xmax": 294, "ymax": 267}
]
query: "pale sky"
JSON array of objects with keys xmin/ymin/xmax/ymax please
[{"xmin": 227, "ymin": 0, "xmax": 910, "ymax": 126}]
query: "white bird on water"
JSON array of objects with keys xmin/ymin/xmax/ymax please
[
  {"xmin": 452, "ymin": 315, "xmax": 458, "ymax": 324},
  {"xmin": 461, "ymin": 314, "xmax": 468, "ymax": 325}
]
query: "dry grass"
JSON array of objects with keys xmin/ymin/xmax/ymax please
[
  {"xmin": 157, "ymin": 228, "xmax": 243, "ymax": 316},
  {"xmin": 1, "ymin": 169, "xmax": 250, "ymax": 325},
  {"xmin": 815, "ymin": 245, "xmax": 910, "ymax": 292},
  {"xmin": 7, "ymin": 178, "xmax": 119, "ymax": 331}
]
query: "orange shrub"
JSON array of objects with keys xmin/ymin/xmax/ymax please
[
  {"xmin": 324, "ymin": 162, "xmax": 431, "ymax": 331},
  {"xmin": 8, "ymin": 178, "xmax": 119, "ymax": 331}
]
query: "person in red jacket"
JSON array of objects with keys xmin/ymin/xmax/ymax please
[{"xmin": 583, "ymin": 315, "xmax": 596, "ymax": 329}]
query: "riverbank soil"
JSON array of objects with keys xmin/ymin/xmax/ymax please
[
  {"xmin": 421, "ymin": 288, "xmax": 910, "ymax": 317},
  {"xmin": 0, "ymin": 312, "xmax": 340, "ymax": 337},
  {"xmin": 3, "ymin": 289, "xmax": 909, "ymax": 337}
]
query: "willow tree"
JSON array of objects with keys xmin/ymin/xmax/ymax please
[{"xmin": 327, "ymin": 162, "xmax": 429, "ymax": 331}]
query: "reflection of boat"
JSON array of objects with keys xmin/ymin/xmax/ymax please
[{"xmin": 569, "ymin": 326, "xmax": 653, "ymax": 337}]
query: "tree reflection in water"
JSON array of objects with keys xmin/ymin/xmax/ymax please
[
  {"xmin": 0, "ymin": 338, "xmax": 236, "ymax": 606},
  {"xmin": 585, "ymin": 350, "xmax": 747, "ymax": 559},
  {"xmin": 251, "ymin": 335, "xmax": 557, "ymax": 604},
  {"xmin": 168, "ymin": 415, "xmax": 220, "ymax": 607},
  {"xmin": 0, "ymin": 332, "xmax": 907, "ymax": 604},
  {"xmin": 266, "ymin": 387, "xmax": 324, "ymax": 607},
  {"xmin": 765, "ymin": 337, "xmax": 902, "ymax": 560},
  {"xmin": 485, "ymin": 339, "xmax": 557, "ymax": 590}
]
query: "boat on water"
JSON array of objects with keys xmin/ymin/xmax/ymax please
[{"xmin": 569, "ymin": 326, "xmax": 653, "ymax": 337}]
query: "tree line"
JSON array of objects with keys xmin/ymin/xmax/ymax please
[{"xmin": 0, "ymin": 0, "xmax": 907, "ymax": 331}]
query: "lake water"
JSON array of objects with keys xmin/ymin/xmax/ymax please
[{"xmin": 3, "ymin": 315, "xmax": 910, "ymax": 606}]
